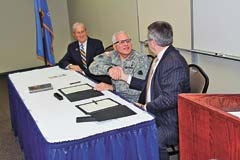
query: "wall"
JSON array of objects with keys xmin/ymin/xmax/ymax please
[
  {"xmin": 67, "ymin": 0, "xmax": 140, "ymax": 50},
  {"xmin": 198, "ymin": 54, "xmax": 240, "ymax": 93},
  {"xmin": 137, "ymin": 0, "xmax": 191, "ymax": 49},
  {"xmin": 0, "ymin": 0, "xmax": 71, "ymax": 73}
]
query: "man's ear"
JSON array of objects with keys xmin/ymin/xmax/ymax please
[
  {"xmin": 148, "ymin": 40, "xmax": 158, "ymax": 53},
  {"xmin": 113, "ymin": 44, "xmax": 117, "ymax": 51},
  {"xmin": 150, "ymin": 39, "xmax": 157, "ymax": 46}
]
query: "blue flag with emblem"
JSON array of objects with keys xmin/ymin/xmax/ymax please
[{"xmin": 33, "ymin": 0, "xmax": 55, "ymax": 65}]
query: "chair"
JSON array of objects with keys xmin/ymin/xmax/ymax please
[
  {"xmin": 189, "ymin": 64, "xmax": 209, "ymax": 93},
  {"xmin": 167, "ymin": 64, "xmax": 209, "ymax": 157},
  {"xmin": 104, "ymin": 44, "xmax": 114, "ymax": 52}
]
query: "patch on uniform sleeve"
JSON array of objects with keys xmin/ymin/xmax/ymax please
[{"xmin": 138, "ymin": 70, "xmax": 143, "ymax": 75}]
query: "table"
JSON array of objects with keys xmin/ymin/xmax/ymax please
[{"xmin": 8, "ymin": 66, "xmax": 159, "ymax": 160}]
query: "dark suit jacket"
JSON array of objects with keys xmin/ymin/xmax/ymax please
[
  {"xmin": 130, "ymin": 45, "xmax": 190, "ymax": 145},
  {"xmin": 58, "ymin": 37, "xmax": 111, "ymax": 84}
]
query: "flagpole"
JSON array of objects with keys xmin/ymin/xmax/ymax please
[
  {"xmin": 34, "ymin": 0, "xmax": 55, "ymax": 65},
  {"xmin": 39, "ymin": 11, "xmax": 48, "ymax": 66}
]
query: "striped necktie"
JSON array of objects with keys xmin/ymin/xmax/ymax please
[{"xmin": 80, "ymin": 44, "xmax": 87, "ymax": 69}]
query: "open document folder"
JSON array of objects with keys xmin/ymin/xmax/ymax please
[
  {"xmin": 59, "ymin": 84, "xmax": 103, "ymax": 102},
  {"xmin": 75, "ymin": 98, "xmax": 136, "ymax": 122}
]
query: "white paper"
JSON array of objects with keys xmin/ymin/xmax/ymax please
[
  {"xmin": 79, "ymin": 99, "xmax": 118, "ymax": 113},
  {"xmin": 61, "ymin": 84, "xmax": 91, "ymax": 94}
]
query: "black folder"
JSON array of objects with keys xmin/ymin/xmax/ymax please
[
  {"xmin": 59, "ymin": 84, "xmax": 103, "ymax": 102},
  {"xmin": 76, "ymin": 98, "xmax": 136, "ymax": 122}
]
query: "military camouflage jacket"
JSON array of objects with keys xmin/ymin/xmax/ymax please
[{"xmin": 89, "ymin": 49, "xmax": 151, "ymax": 102}]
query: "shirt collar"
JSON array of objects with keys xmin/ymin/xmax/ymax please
[
  {"xmin": 78, "ymin": 40, "xmax": 87, "ymax": 47},
  {"xmin": 156, "ymin": 46, "xmax": 169, "ymax": 61}
]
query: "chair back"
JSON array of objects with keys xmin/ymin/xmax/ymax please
[
  {"xmin": 167, "ymin": 64, "xmax": 209, "ymax": 157},
  {"xmin": 189, "ymin": 64, "xmax": 209, "ymax": 93},
  {"xmin": 104, "ymin": 44, "xmax": 114, "ymax": 52},
  {"xmin": 147, "ymin": 54, "xmax": 154, "ymax": 60}
]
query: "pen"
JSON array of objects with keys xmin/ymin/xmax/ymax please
[
  {"xmin": 70, "ymin": 81, "xmax": 81, "ymax": 85},
  {"xmin": 215, "ymin": 53, "xmax": 223, "ymax": 57},
  {"xmin": 92, "ymin": 100, "xmax": 98, "ymax": 104}
]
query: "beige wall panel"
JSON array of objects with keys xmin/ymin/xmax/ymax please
[
  {"xmin": 67, "ymin": 0, "xmax": 140, "ymax": 50},
  {"xmin": 137, "ymin": 0, "xmax": 191, "ymax": 49},
  {"xmin": 0, "ymin": 0, "xmax": 70, "ymax": 73}
]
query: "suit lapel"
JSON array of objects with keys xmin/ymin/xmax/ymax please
[
  {"xmin": 149, "ymin": 46, "xmax": 174, "ymax": 98},
  {"xmin": 73, "ymin": 41, "xmax": 80, "ymax": 54},
  {"xmin": 153, "ymin": 45, "xmax": 174, "ymax": 74}
]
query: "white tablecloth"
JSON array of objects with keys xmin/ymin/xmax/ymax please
[{"xmin": 9, "ymin": 66, "xmax": 154, "ymax": 143}]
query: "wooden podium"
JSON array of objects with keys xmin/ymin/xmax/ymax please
[{"xmin": 178, "ymin": 94, "xmax": 240, "ymax": 160}]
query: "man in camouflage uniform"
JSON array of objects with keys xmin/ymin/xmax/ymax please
[{"xmin": 89, "ymin": 31, "xmax": 151, "ymax": 102}]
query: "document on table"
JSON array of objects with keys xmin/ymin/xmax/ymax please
[
  {"xmin": 78, "ymin": 98, "xmax": 118, "ymax": 113},
  {"xmin": 59, "ymin": 84, "xmax": 103, "ymax": 102},
  {"xmin": 76, "ymin": 98, "xmax": 137, "ymax": 121}
]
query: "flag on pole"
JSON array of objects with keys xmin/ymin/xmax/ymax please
[{"xmin": 33, "ymin": 0, "xmax": 55, "ymax": 65}]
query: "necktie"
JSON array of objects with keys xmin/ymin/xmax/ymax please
[
  {"xmin": 80, "ymin": 44, "xmax": 87, "ymax": 69},
  {"xmin": 146, "ymin": 57, "xmax": 158, "ymax": 102}
]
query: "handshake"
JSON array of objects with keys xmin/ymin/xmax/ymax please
[
  {"xmin": 93, "ymin": 66, "xmax": 128, "ymax": 92},
  {"xmin": 108, "ymin": 66, "xmax": 129, "ymax": 82}
]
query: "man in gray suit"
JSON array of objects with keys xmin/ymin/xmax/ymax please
[{"xmin": 111, "ymin": 21, "xmax": 190, "ymax": 159}]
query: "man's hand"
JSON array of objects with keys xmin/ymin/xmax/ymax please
[
  {"xmin": 108, "ymin": 66, "xmax": 129, "ymax": 82},
  {"xmin": 108, "ymin": 66, "xmax": 122, "ymax": 80},
  {"xmin": 94, "ymin": 82, "xmax": 113, "ymax": 91},
  {"xmin": 134, "ymin": 102, "xmax": 146, "ymax": 110},
  {"xmin": 69, "ymin": 65, "xmax": 83, "ymax": 73}
]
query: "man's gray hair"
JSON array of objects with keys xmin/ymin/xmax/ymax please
[
  {"xmin": 112, "ymin": 31, "xmax": 130, "ymax": 44},
  {"xmin": 72, "ymin": 22, "xmax": 86, "ymax": 33},
  {"xmin": 147, "ymin": 21, "xmax": 173, "ymax": 47}
]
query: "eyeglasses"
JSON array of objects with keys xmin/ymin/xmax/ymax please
[
  {"xmin": 144, "ymin": 39, "xmax": 153, "ymax": 43},
  {"xmin": 113, "ymin": 39, "xmax": 132, "ymax": 45},
  {"xmin": 143, "ymin": 39, "xmax": 153, "ymax": 46}
]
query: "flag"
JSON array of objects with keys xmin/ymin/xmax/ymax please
[{"xmin": 33, "ymin": 0, "xmax": 55, "ymax": 65}]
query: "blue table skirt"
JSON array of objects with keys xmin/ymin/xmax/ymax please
[{"xmin": 8, "ymin": 79, "xmax": 159, "ymax": 160}]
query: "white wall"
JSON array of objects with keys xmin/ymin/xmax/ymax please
[{"xmin": 0, "ymin": 0, "xmax": 71, "ymax": 73}]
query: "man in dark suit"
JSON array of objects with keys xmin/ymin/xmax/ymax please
[
  {"xmin": 58, "ymin": 22, "xmax": 111, "ymax": 84},
  {"xmin": 111, "ymin": 21, "xmax": 190, "ymax": 159}
]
